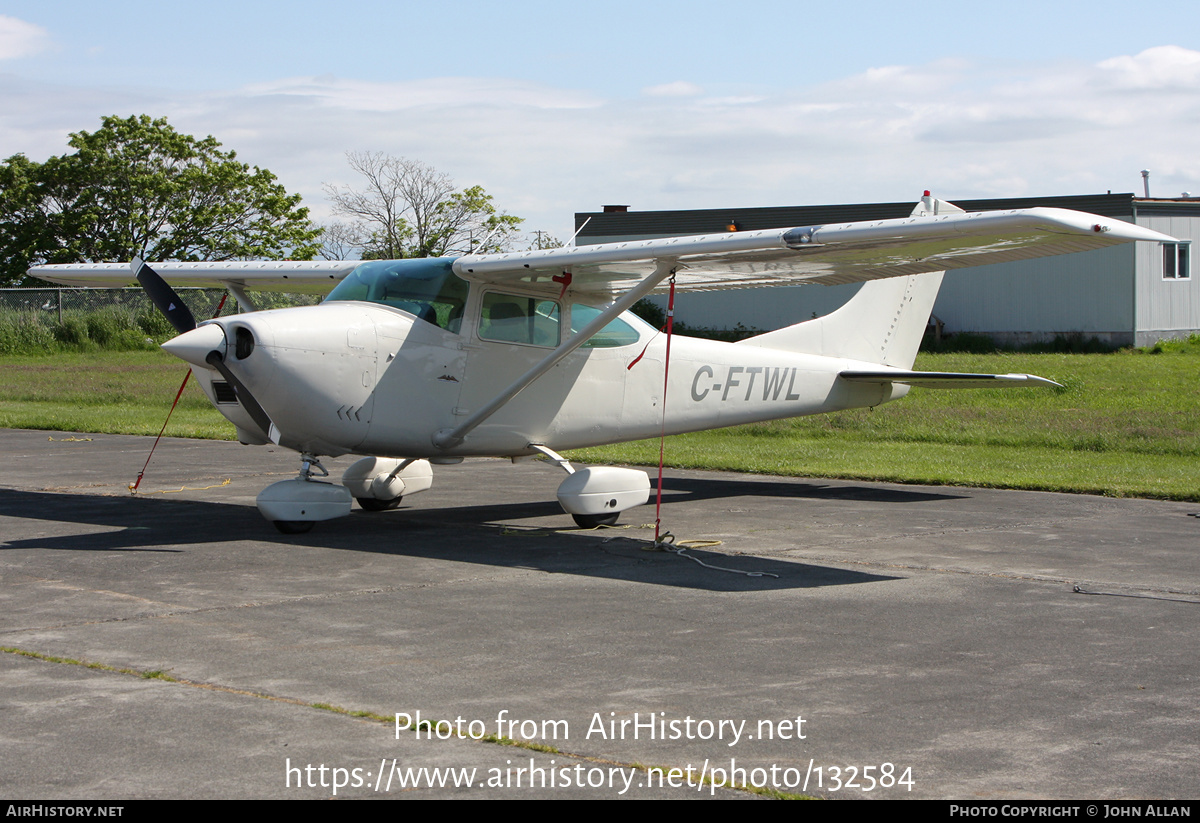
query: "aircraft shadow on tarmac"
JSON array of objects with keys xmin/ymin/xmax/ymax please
[
  {"xmin": 0, "ymin": 481, "xmax": 924, "ymax": 592},
  {"xmin": 648, "ymin": 474, "xmax": 964, "ymax": 504}
]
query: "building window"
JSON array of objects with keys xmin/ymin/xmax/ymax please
[{"xmin": 1163, "ymin": 242, "xmax": 1191, "ymax": 280}]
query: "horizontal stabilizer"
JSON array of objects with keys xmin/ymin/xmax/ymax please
[{"xmin": 839, "ymin": 370, "xmax": 1062, "ymax": 389}]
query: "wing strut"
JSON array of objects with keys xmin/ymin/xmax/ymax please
[
  {"xmin": 222, "ymin": 281, "xmax": 258, "ymax": 312},
  {"xmin": 432, "ymin": 259, "xmax": 678, "ymax": 450}
]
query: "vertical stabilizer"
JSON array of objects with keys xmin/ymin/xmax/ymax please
[{"xmin": 738, "ymin": 194, "xmax": 961, "ymax": 369}]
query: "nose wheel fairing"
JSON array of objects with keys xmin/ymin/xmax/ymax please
[{"xmin": 257, "ymin": 455, "xmax": 353, "ymax": 534}]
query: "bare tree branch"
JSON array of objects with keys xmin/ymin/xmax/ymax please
[{"xmin": 323, "ymin": 152, "xmax": 521, "ymax": 259}]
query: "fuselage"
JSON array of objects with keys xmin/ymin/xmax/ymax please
[{"xmin": 170, "ymin": 258, "xmax": 905, "ymax": 459}]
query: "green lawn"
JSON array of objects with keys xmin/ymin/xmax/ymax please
[
  {"xmin": 2, "ymin": 346, "xmax": 1198, "ymax": 500},
  {"xmin": 570, "ymin": 349, "xmax": 1200, "ymax": 500},
  {"xmin": 0, "ymin": 350, "xmax": 233, "ymax": 439}
]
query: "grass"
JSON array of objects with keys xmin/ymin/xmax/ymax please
[
  {"xmin": 0, "ymin": 350, "xmax": 234, "ymax": 439},
  {"xmin": 2, "ymin": 343, "xmax": 1199, "ymax": 500},
  {"xmin": 569, "ymin": 347, "xmax": 1200, "ymax": 501}
]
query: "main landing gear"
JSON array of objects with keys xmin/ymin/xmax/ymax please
[
  {"xmin": 530, "ymin": 445, "xmax": 651, "ymax": 529},
  {"xmin": 342, "ymin": 457, "xmax": 433, "ymax": 511},
  {"xmin": 255, "ymin": 447, "xmax": 647, "ymax": 534}
]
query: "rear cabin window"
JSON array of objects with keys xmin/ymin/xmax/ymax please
[{"xmin": 570, "ymin": 304, "xmax": 642, "ymax": 348}]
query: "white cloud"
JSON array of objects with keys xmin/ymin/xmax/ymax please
[
  {"xmin": 239, "ymin": 76, "xmax": 602, "ymax": 112},
  {"xmin": 3, "ymin": 46, "xmax": 1198, "ymax": 236},
  {"xmin": 0, "ymin": 16, "xmax": 49, "ymax": 60},
  {"xmin": 1098, "ymin": 45, "xmax": 1200, "ymax": 90},
  {"xmin": 642, "ymin": 81, "xmax": 703, "ymax": 97}
]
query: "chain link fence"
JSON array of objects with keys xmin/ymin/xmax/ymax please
[
  {"xmin": 0, "ymin": 287, "xmax": 320, "ymax": 318},
  {"xmin": 0, "ymin": 288, "xmax": 322, "ymax": 354}
]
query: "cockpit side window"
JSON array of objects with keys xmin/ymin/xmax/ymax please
[
  {"xmin": 325, "ymin": 258, "xmax": 470, "ymax": 333},
  {"xmin": 479, "ymin": 292, "xmax": 561, "ymax": 347}
]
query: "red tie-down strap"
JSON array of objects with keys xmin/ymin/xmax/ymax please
[
  {"xmin": 654, "ymin": 274, "xmax": 677, "ymax": 543},
  {"xmin": 131, "ymin": 292, "xmax": 229, "ymax": 493},
  {"xmin": 552, "ymin": 271, "xmax": 572, "ymax": 299}
]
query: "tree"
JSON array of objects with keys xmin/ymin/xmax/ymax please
[
  {"xmin": 323, "ymin": 152, "xmax": 522, "ymax": 259},
  {"xmin": 525, "ymin": 231, "xmax": 563, "ymax": 250},
  {"xmin": 0, "ymin": 153, "xmax": 53, "ymax": 286},
  {"xmin": 0, "ymin": 115, "xmax": 322, "ymax": 286},
  {"xmin": 317, "ymin": 221, "xmax": 372, "ymax": 261}
]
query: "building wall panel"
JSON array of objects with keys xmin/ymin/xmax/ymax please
[{"xmin": 1135, "ymin": 214, "xmax": 1200, "ymax": 343}]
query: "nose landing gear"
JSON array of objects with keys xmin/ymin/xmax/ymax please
[{"xmin": 256, "ymin": 453, "xmax": 353, "ymax": 535}]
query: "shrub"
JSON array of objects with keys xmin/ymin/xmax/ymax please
[{"xmin": 0, "ymin": 312, "xmax": 55, "ymax": 354}]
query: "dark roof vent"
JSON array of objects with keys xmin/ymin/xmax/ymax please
[{"xmin": 602, "ymin": 205, "xmax": 629, "ymax": 213}]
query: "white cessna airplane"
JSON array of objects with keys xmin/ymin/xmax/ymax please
[{"xmin": 31, "ymin": 193, "xmax": 1173, "ymax": 533}]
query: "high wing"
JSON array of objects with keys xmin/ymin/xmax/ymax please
[
  {"xmin": 453, "ymin": 203, "xmax": 1174, "ymax": 297},
  {"xmin": 29, "ymin": 198, "xmax": 1174, "ymax": 300},
  {"xmin": 29, "ymin": 260, "xmax": 358, "ymax": 294}
]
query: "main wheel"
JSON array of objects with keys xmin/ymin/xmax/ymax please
[
  {"xmin": 273, "ymin": 520, "xmax": 314, "ymax": 534},
  {"xmin": 357, "ymin": 496, "xmax": 402, "ymax": 512},
  {"xmin": 572, "ymin": 512, "xmax": 620, "ymax": 529}
]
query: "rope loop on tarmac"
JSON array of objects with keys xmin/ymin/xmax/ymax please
[
  {"xmin": 653, "ymin": 532, "xmax": 776, "ymax": 578},
  {"xmin": 130, "ymin": 478, "xmax": 233, "ymax": 495},
  {"xmin": 501, "ymin": 524, "xmax": 773, "ymax": 579},
  {"xmin": 1073, "ymin": 584, "xmax": 1200, "ymax": 604},
  {"xmin": 500, "ymin": 523, "xmax": 655, "ymax": 537}
]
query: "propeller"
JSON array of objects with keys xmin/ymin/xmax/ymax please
[
  {"xmin": 204, "ymin": 349, "xmax": 276, "ymax": 440},
  {"xmin": 135, "ymin": 258, "xmax": 279, "ymax": 443},
  {"xmin": 132, "ymin": 258, "xmax": 197, "ymax": 335}
]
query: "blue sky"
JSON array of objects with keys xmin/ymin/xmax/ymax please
[{"xmin": 3, "ymin": 1, "xmax": 1199, "ymax": 242}]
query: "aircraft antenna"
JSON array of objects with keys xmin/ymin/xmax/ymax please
[
  {"xmin": 566, "ymin": 217, "xmax": 592, "ymax": 247},
  {"xmin": 473, "ymin": 225, "xmax": 505, "ymax": 253}
]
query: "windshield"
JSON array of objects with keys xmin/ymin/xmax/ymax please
[{"xmin": 326, "ymin": 258, "xmax": 470, "ymax": 332}]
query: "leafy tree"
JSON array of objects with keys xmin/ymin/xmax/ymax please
[
  {"xmin": 525, "ymin": 231, "xmax": 563, "ymax": 250},
  {"xmin": 0, "ymin": 153, "xmax": 53, "ymax": 286},
  {"xmin": 0, "ymin": 115, "xmax": 322, "ymax": 286},
  {"xmin": 324, "ymin": 152, "xmax": 522, "ymax": 259}
]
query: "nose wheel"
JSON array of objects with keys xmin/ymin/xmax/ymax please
[{"xmin": 257, "ymin": 453, "xmax": 353, "ymax": 534}]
